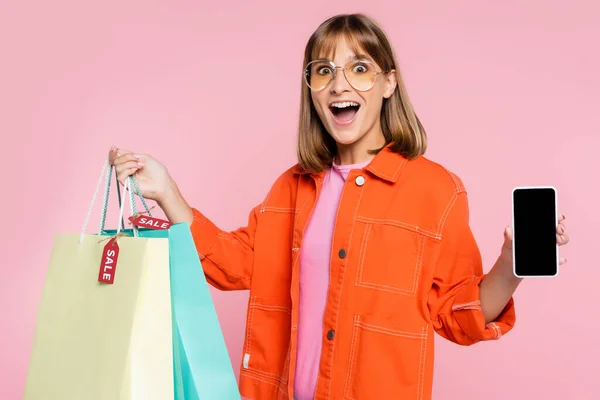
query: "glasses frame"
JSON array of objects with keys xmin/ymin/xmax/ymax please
[{"xmin": 303, "ymin": 58, "xmax": 387, "ymax": 92}]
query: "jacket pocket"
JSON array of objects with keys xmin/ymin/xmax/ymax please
[
  {"xmin": 343, "ymin": 315, "xmax": 429, "ymax": 399},
  {"xmin": 355, "ymin": 218, "xmax": 430, "ymax": 296},
  {"xmin": 242, "ymin": 296, "xmax": 291, "ymax": 387}
]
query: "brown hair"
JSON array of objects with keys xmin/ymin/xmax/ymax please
[{"xmin": 297, "ymin": 13, "xmax": 427, "ymax": 172}]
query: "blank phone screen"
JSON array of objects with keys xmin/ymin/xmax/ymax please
[{"xmin": 513, "ymin": 188, "xmax": 558, "ymax": 277}]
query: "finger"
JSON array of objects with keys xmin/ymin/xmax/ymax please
[
  {"xmin": 115, "ymin": 148, "xmax": 148, "ymax": 160},
  {"xmin": 114, "ymin": 152, "xmax": 141, "ymax": 169},
  {"xmin": 558, "ymin": 213, "xmax": 566, "ymax": 222},
  {"xmin": 557, "ymin": 232, "xmax": 569, "ymax": 245},
  {"xmin": 556, "ymin": 223, "xmax": 566, "ymax": 235},
  {"xmin": 115, "ymin": 159, "xmax": 143, "ymax": 176},
  {"xmin": 117, "ymin": 167, "xmax": 139, "ymax": 185},
  {"xmin": 559, "ymin": 256, "xmax": 567, "ymax": 265},
  {"xmin": 108, "ymin": 146, "xmax": 117, "ymax": 165},
  {"xmin": 115, "ymin": 147, "xmax": 133, "ymax": 156},
  {"xmin": 109, "ymin": 147, "xmax": 134, "ymax": 164},
  {"xmin": 502, "ymin": 226, "xmax": 513, "ymax": 250},
  {"xmin": 114, "ymin": 148, "xmax": 138, "ymax": 161}
]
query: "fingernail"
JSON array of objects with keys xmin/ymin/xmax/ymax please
[
  {"xmin": 137, "ymin": 162, "xmax": 143, "ymax": 167},
  {"xmin": 134, "ymin": 154, "xmax": 140, "ymax": 159}
]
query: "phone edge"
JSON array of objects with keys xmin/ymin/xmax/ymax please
[{"xmin": 511, "ymin": 185, "xmax": 559, "ymax": 278}]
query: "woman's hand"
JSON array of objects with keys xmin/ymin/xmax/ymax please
[
  {"xmin": 479, "ymin": 213, "xmax": 570, "ymax": 324},
  {"xmin": 500, "ymin": 213, "xmax": 570, "ymax": 266},
  {"xmin": 109, "ymin": 146, "xmax": 194, "ymax": 225},
  {"xmin": 109, "ymin": 146, "xmax": 172, "ymax": 203}
]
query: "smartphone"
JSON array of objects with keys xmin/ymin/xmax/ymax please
[{"xmin": 512, "ymin": 186, "xmax": 559, "ymax": 277}]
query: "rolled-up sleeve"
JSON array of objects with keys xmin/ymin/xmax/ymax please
[
  {"xmin": 428, "ymin": 189, "xmax": 516, "ymax": 346},
  {"xmin": 189, "ymin": 205, "xmax": 259, "ymax": 291}
]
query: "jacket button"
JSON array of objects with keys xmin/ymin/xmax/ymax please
[
  {"xmin": 338, "ymin": 248, "xmax": 347, "ymax": 259},
  {"xmin": 327, "ymin": 329, "xmax": 335, "ymax": 340},
  {"xmin": 355, "ymin": 175, "xmax": 365, "ymax": 186}
]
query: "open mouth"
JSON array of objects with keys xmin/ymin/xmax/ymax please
[{"xmin": 329, "ymin": 101, "xmax": 360, "ymax": 125}]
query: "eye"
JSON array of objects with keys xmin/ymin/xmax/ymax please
[
  {"xmin": 352, "ymin": 62, "xmax": 369, "ymax": 74},
  {"xmin": 317, "ymin": 66, "xmax": 333, "ymax": 75}
]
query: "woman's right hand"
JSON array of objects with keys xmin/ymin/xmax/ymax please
[
  {"xmin": 109, "ymin": 146, "xmax": 172, "ymax": 203},
  {"xmin": 109, "ymin": 146, "xmax": 194, "ymax": 225}
]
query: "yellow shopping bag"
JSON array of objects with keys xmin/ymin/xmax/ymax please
[{"xmin": 24, "ymin": 161, "xmax": 174, "ymax": 400}]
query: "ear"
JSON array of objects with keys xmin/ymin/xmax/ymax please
[{"xmin": 383, "ymin": 69, "xmax": 397, "ymax": 99}]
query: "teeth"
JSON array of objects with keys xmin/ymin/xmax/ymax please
[{"xmin": 331, "ymin": 101, "xmax": 359, "ymax": 108}]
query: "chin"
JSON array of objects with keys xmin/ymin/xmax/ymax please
[{"xmin": 329, "ymin": 130, "xmax": 363, "ymax": 146}]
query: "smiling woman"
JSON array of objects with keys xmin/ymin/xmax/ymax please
[
  {"xmin": 110, "ymin": 12, "xmax": 569, "ymax": 400},
  {"xmin": 297, "ymin": 16, "xmax": 427, "ymax": 171}
]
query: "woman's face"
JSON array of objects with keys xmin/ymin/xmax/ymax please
[{"xmin": 310, "ymin": 38, "xmax": 396, "ymax": 152}]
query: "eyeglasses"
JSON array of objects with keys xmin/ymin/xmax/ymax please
[{"xmin": 303, "ymin": 59, "xmax": 387, "ymax": 92}]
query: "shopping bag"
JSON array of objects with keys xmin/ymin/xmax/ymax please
[
  {"xmin": 100, "ymin": 164, "xmax": 241, "ymax": 399},
  {"xmin": 168, "ymin": 223, "xmax": 241, "ymax": 400},
  {"xmin": 24, "ymin": 164, "xmax": 174, "ymax": 399},
  {"xmin": 101, "ymin": 224, "xmax": 241, "ymax": 400},
  {"xmin": 25, "ymin": 158, "xmax": 241, "ymax": 399}
]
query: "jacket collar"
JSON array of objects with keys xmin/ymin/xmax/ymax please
[{"xmin": 292, "ymin": 144, "xmax": 409, "ymax": 183}]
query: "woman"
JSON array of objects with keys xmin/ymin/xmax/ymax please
[{"xmin": 110, "ymin": 13, "xmax": 569, "ymax": 400}]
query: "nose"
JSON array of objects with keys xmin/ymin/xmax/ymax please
[{"xmin": 330, "ymin": 67, "xmax": 351, "ymax": 95}]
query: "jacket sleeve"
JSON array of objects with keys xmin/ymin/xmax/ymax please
[
  {"xmin": 189, "ymin": 204, "xmax": 260, "ymax": 291},
  {"xmin": 427, "ymin": 190, "xmax": 516, "ymax": 346}
]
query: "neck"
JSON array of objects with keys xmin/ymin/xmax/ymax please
[{"xmin": 335, "ymin": 122, "xmax": 386, "ymax": 165}]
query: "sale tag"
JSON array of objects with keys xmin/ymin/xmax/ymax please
[
  {"xmin": 98, "ymin": 237, "xmax": 120, "ymax": 284},
  {"xmin": 129, "ymin": 216, "xmax": 172, "ymax": 230}
]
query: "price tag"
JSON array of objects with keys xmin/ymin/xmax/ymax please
[
  {"xmin": 98, "ymin": 237, "xmax": 119, "ymax": 284},
  {"xmin": 129, "ymin": 216, "xmax": 172, "ymax": 230}
]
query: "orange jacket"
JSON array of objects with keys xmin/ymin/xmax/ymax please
[{"xmin": 190, "ymin": 146, "xmax": 516, "ymax": 400}]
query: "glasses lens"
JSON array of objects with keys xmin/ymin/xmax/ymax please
[
  {"xmin": 345, "ymin": 61, "xmax": 376, "ymax": 91},
  {"xmin": 305, "ymin": 60, "xmax": 334, "ymax": 90}
]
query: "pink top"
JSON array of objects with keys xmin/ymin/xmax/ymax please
[{"xmin": 293, "ymin": 159, "xmax": 371, "ymax": 400}]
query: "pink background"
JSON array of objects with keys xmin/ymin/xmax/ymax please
[{"xmin": 1, "ymin": 1, "xmax": 598, "ymax": 399}]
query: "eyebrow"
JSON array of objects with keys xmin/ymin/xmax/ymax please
[
  {"xmin": 346, "ymin": 54, "xmax": 372, "ymax": 62},
  {"xmin": 315, "ymin": 54, "xmax": 373, "ymax": 63}
]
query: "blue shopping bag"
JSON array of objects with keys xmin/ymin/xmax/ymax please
[
  {"xmin": 103, "ymin": 224, "xmax": 241, "ymax": 399},
  {"xmin": 97, "ymin": 169, "xmax": 239, "ymax": 399}
]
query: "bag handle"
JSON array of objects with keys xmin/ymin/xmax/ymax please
[
  {"xmin": 97, "ymin": 160, "xmax": 153, "ymax": 232},
  {"xmin": 78, "ymin": 158, "xmax": 152, "ymax": 244}
]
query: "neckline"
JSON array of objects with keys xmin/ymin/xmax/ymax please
[{"xmin": 332, "ymin": 158, "xmax": 372, "ymax": 171}]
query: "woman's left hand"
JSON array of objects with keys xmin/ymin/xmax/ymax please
[
  {"xmin": 479, "ymin": 214, "xmax": 569, "ymax": 323},
  {"xmin": 501, "ymin": 213, "xmax": 569, "ymax": 267},
  {"xmin": 555, "ymin": 213, "xmax": 570, "ymax": 264}
]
